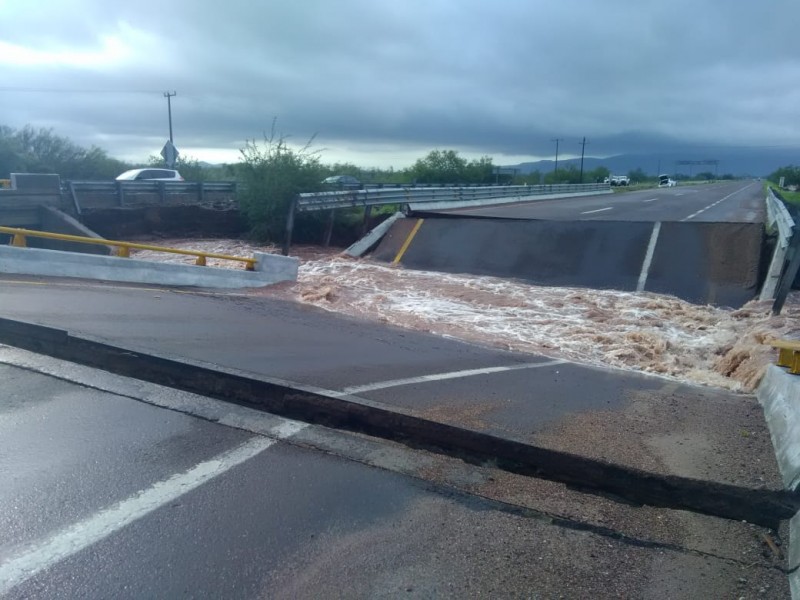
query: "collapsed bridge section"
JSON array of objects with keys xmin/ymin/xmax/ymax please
[{"xmin": 372, "ymin": 217, "xmax": 764, "ymax": 308}]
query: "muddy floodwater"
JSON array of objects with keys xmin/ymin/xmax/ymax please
[{"xmin": 133, "ymin": 239, "xmax": 800, "ymax": 393}]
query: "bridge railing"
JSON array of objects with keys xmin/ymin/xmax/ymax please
[
  {"xmin": 66, "ymin": 180, "xmax": 237, "ymax": 212},
  {"xmin": 294, "ymin": 183, "xmax": 609, "ymax": 213},
  {"xmin": 0, "ymin": 225, "xmax": 255, "ymax": 270},
  {"xmin": 284, "ymin": 182, "xmax": 610, "ymax": 254}
]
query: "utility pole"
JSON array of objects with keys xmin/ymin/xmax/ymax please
[
  {"xmin": 163, "ymin": 91, "xmax": 176, "ymax": 144},
  {"xmin": 578, "ymin": 137, "xmax": 588, "ymax": 183},
  {"xmin": 551, "ymin": 138, "xmax": 563, "ymax": 178}
]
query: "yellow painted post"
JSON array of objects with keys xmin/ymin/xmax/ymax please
[
  {"xmin": 195, "ymin": 255, "xmax": 207, "ymax": 266},
  {"xmin": 116, "ymin": 246, "xmax": 130, "ymax": 258},
  {"xmin": 11, "ymin": 233, "xmax": 27, "ymax": 247}
]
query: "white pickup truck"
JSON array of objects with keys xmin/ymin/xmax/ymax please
[{"xmin": 606, "ymin": 175, "xmax": 630, "ymax": 186}]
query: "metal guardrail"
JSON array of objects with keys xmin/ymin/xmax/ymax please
[
  {"xmin": 295, "ymin": 183, "xmax": 609, "ymax": 212},
  {"xmin": 766, "ymin": 187, "xmax": 795, "ymax": 247},
  {"xmin": 0, "ymin": 226, "xmax": 255, "ymax": 270},
  {"xmin": 284, "ymin": 182, "xmax": 610, "ymax": 254},
  {"xmin": 67, "ymin": 181, "xmax": 237, "ymax": 194},
  {"xmin": 65, "ymin": 180, "xmax": 237, "ymax": 213},
  {"xmin": 761, "ymin": 187, "xmax": 799, "ymax": 313}
]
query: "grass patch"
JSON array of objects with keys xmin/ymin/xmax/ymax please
[{"xmin": 766, "ymin": 182, "xmax": 800, "ymax": 207}]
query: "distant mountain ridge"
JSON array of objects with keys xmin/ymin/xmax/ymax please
[{"xmin": 505, "ymin": 148, "xmax": 800, "ymax": 177}]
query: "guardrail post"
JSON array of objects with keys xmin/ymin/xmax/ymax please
[
  {"xmin": 361, "ymin": 205, "xmax": 372, "ymax": 237},
  {"xmin": 158, "ymin": 182, "xmax": 166, "ymax": 204},
  {"xmin": 116, "ymin": 181, "xmax": 125, "ymax": 206},
  {"xmin": 198, "ymin": 182, "xmax": 205, "ymax": 204},
  {"xmin": 323, "ymin": 209, "xmax": 335, "ymax": 247},
  {"xmin": 11, "ymin": 233, "xmax": 27, "ymax": 247},
  {"xmin": 282, "ymin": 196, "xmax": 298, "ymax": 256}
]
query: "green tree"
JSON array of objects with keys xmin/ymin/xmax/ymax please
[
  {"xmin": 0, "ymin": 124, "xmax": 128, "ymax": 179},
  {"xmin": 769, "ymin": 165, "xmax": 800, "ymax": 187},
  {"xmin": 627, "ymin": 168, "xmax": 649, "ymax": 184},
  {"xmin": 406, "ymin": 150, "xmax": 495, "ymax": 184},
  {"xmin": 237, "ymin": 127, "xmax": 324, "ymax": 242},
  {"xmin": 587, "ymin": 166, "xmax": 610, "ymax": 183},
  {"xmin": 544, "ymin": 164, "xmax": 581, "ymax": 184}
]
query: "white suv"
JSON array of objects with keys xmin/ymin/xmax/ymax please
[{"xmin": 116, "ymin": 168, "xmax": 183, "ymax": 181}]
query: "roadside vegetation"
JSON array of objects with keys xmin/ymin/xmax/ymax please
[
  {"xmin": 766, "ymin": 165, "xmax": 800, "ymax": 208},
  {"xmin": 0, "ymin": 122, "xmax": 752, "ymax": 244}
]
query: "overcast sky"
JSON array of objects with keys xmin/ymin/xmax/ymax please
[{"xmin": 1, "ymin": 0, "xmax": 798, "ymax": 168}]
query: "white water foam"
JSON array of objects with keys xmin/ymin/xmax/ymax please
[{"xmin": 132, "ymin": 238, "xmax": 800, "ymax": 392}]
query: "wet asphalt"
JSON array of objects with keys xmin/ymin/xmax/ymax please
[
  {"xmin": 441, "ymin": 180, "xmax": 764, "ymax": 223},
  {"xmin": 0, "ymin": 185, "xmax": 790, "ymax": 596},
  {"xmin": 1, "ymin": 354, "xmax": 789, "ymax": 598}
]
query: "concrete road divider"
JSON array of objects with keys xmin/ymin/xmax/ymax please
[{"xmin": 0, "ymin": 245, "xmax": 298, "ymax": 288}]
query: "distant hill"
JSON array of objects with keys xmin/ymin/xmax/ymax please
[{"xmin": 506, "ymin": 148, "xmax": 800, "ymax": 177}]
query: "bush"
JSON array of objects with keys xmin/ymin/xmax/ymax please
[{"xmin": 237, "ymin": 127, "xmax": 324, "ymax": 242}]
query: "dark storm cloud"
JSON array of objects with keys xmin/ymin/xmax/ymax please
[{"xmin": 1, "ymin": 0, "xmax": 799, "ymax": 166}]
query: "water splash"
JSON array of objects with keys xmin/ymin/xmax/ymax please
[{"xmin": 132, "ymin": 238, "xmax": 800, "ymax": 392}]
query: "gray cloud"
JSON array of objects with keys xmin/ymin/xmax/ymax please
[{"xmin": 1, "ymin": 0, "xmax": 799, "ymax": 167}]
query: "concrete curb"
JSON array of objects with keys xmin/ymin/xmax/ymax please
[
  {"xmin": 757, "ymin": 365, "xmax": 800, "ymax": 492},
  {"xmin": 757, "ymin": 364, "xmax": 800, "ymax": 596},
  {"xmin": 407, "ymin": 189, "xmax": 613, "ymax": 212},
  {"xmin": 0, "ymin": 316, "xmax": 797, "ymax": 528},
  {"xmin": 345, "ymin": 212, "xmax": 404, "ymax": 257},
  {"xmin": 0, "ymin": 245, "xmax": 298, "ymax": 289}
]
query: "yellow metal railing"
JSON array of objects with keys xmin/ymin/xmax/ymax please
[
  {"xmin": 0, "ymin": 226, "xmax": 256, "ymax": 270},
  {"xmin": 769, "ymin": 339, "xmax": 800, "ymax": 375}
]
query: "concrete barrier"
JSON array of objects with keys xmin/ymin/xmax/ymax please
[
  {"xmin": 756, "ymin": 365, "xmax": 800, "ymax": 598},
  {"xmin": 0, "ymin": 246, "xmax": 298, "ymax": 289},
  {"xmin": 407, "ymin": 189, "xmax": 613, "ymax": 212},
  {"xmin": 38, "ymin": 207, "xmax": 113, "ymax": 255}
]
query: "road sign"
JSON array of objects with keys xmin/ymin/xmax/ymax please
[{"xmin": 160, "ymin": 140, "xmax": 179, "ymax": 168}]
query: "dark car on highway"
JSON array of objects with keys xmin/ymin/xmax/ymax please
[{"xmin": 322, "ymin": 175, "xmax": 362, "ymax": 189}]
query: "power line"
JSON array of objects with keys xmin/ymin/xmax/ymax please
[{"xmin": 0, "ymin": 87, "xmax": 162, "ymax": 94}]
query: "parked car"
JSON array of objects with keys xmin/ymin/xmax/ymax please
[
  {"xmin": 658, "ymin": 174, "xmax": 677, "ymax": 187},
  {"xmin": 608, "ymin": 175, "xmax": 630, "ymax": 186},
  {"xmin": 116, "ymin": 168, "xmax": 184, "ymax": 181},
  {"xmin": 322, "ymin": 175, "xmax": 361, "ymax": 189}
]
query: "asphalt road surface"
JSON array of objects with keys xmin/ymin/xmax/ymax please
[
  {"xmin": 0, "ymin": 275, "xmax": 791, "ymax": 596},
  {"xmin": 441, "ymin": 180, "xmax": 764, "ymax": 223}
]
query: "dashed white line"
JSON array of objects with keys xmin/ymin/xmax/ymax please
[
  {"xmin": 642, "ymin": 198, "xmax": 658, "ymax": 203},
  {"xmin": 0, "ymin": 428, "xmax": 304, "ymax": 595},
  {"xmin": 336, "ymin": 360, "xmax": 566, "ymax": 396},
  {"xmin": 580, "ymin": 207, "xmax": 613, "ymax": 215},
  {"xmin": 680, "ymin": 183, "xmax": 755, "ymax": 221}
]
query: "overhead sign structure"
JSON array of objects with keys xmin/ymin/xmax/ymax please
[{"xmin": 160, "ymin": 140, "xmax": 179, "ymax": 168}]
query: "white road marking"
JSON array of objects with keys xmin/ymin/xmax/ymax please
[
  {"xmin": 580, "ymin": 207, "xmax": 613, "ymax": 215},
  {"xmin": 336, "ymin": 360, "xmax": 566, "ymax": 396},
  {"xmin": 680, "ymin": 183, "xmax": 755, "ymax": 222},
  {"xmin": 0, "ymin": 431, "xmax": 303, "ymax": 595},
  {"xmin": 642, "ymin": 198, "xmax": 658, "ymax": 203},
  {"xmin": 636, "ymin": 222, "xmax": 662, "ymax": 292}
]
